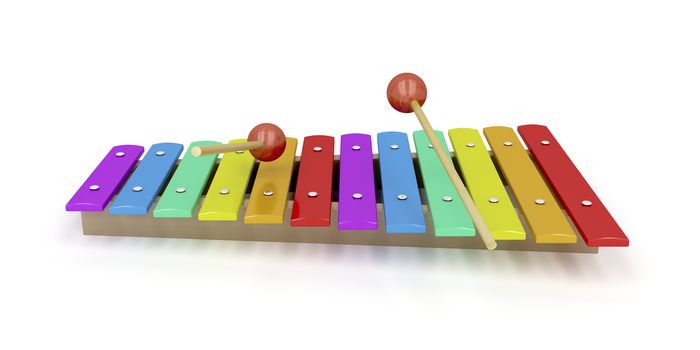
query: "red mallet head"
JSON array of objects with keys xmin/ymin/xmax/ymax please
[
  {"xmin": 247, "ymin": 123, "xmax": 286, "ymax": 162},
  {"xmin": 387, "ymin": 73, "xmax": 427, "ymax": 113}
]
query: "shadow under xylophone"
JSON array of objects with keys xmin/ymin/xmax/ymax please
[{"xmin": 65, "ymin": 125, "xmax": 629, "ymax": 253}]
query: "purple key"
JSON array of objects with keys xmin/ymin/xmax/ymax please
[
  {"xmin": 338, "ymin": 134, "xmax": 378, "ymax": 230},
  {"xmin": 66, "ymin": 145, "xmax": 144, "ymax": 212}
]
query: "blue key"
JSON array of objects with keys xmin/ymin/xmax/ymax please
[
  {"xmin": 377, "ymin": 132, "xmax": 426, "ymax": 233},
  {"xmin": 109, "ymin": 143, "xmax": 183, "ymax": 215}
]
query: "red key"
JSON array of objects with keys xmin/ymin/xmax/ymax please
[
  {"xmin": 291, "ymin": 135, "xmax": 335, "ymax": 226},
  {"xmin": 518, "ymin": 125, "xmax": 629, "ymax": 247}
]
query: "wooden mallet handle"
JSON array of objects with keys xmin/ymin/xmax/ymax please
[
  {"xmin": 192, "ymin": 123, "xmax": 287, "ymax": 162},
  {"xmin": 388, "ymin": 73, "xmax": 496, "ymax": 250},
  {"xmin": 410, "ymin": 100, "xmax": 497, "ymax": 250},
  {"xmin": 191, "ymin": 141, "xmax": 264, "ymax": 157}
]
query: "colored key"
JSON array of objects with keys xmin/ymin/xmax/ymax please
[
  {"xmin": 448, "ymin": 128, "xmax": 525, "ymax": 240},
  {"xmin": 109, "ymin": 143, "xmax": 183, "ymax": 215},
  {"xmin": 291, "ymin": 135, "xmax": 335, "ymax": 226},
  {"xmin": 377, "ymin": 131, "xmax": 426, "ymax": 233},
  {"xmin": 244, "ymin": 138, "xmax": 298, "ymax": 224},
  {"xmin": 198, "ymin": 139, "xmax": 256, "ymax": 221},
  {"xmin": 483, "ymin": 127, "xmax": 577, "ymax": 243},
  {"xmin": 66, "ymin": 145, "xmax": 144, "ymax": 212},
  {"xmin": 338, "ymin": 133, "xmax": 378, "ymax": 230},
  {"xmin": 153, "ymin": 141, "xmax": 219, "ymax": 218},
  {"xmin": 518, "ymin": 124, "xmax": 629, "ymax": 246},
  {"xmin": 413, "ymin": 130, "xmax": 475, "ymax": 237}
]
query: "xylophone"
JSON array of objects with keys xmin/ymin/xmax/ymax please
[{"xmin": 65, "ymin": 74, "xmax": 629, "ymax": 253}]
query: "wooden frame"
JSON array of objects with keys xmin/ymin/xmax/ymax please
[{"xmin": 82, "ymin": 200, "xmax": 597, "ymax": 253}]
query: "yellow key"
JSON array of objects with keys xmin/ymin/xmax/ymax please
[
  {"xmin": 448, "ymin": 128, "xmax": 526, "ymax": 240},
  {"xmin": 198, "ymin": 139, "xmax": 255, "ymax": 221},
  {"xmin": 244, "ymin": 138, "xmax": 298, "ymax": 224},
  {"xmin": 483, "ymin": 127, "xmax": 577, "ymax": 243}
]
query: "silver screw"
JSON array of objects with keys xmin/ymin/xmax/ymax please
[
  {"xmin": 176, "ymin": 187, "xmax": 186, "ymax": 193},
  {"xmin": 428, "ymin": 144, "xmax": 434, "ymax": 148},
  {"xmin": 89, "ymin": 185, "xmax": 100, "ymax": 191},
  {"xmin": 581, "ymin": 200, "xmax": 593, "ymax": 206},
  {"xmin": 442, "ymin": 195, "xmax": 453, "ymax": 202},
  {"xmin": 488, "ymin": 197, "xmax": 499, "ymax": 203},
  {"xmin": 466, "ymin": 143, "xmax": 475, "ymax": 148},
  {"xmin": 397, "ymin": 194, "xmax": 408, "ymax": 200},
  {"xmin": 263, "ymin": 190, "xmax": 274, "ymax": 196},
  {"xmin": 219, "ymin": 188, "xmax": 230, "ymax": 195},
  {"xmin": 235, "ymin": 150, "xmax": 244, "ymax": 154},
  {"xmin": 504, "ymin": 141, "xmax": 513, "ymax": 146},
  {"xmin": 390, "ymin": 144, "xmax": 399, "ymax": 150},
  {"xmin": 132, "ymin": 186, "xmax": 143, "ymax": 192},
  {"xmin": 535, "ymin": 198, "xmax": 545, "ymax": 205},
  {"xmin": 313, "ymin": 146, "xmax": 322, "ymax": 152},
  {"xmin": 541, "ymin": 140, "xmax": 551, "ymax": 145},
  {"xmin": 307, "ymin": 191, "xmax": 318, "ymax": 197},
  {"xmin": 155, "ymin": 151, "xmax": 165, "ymax": 156},
  {"xmin": 352, "ymin": 145, "xmax": 361, "ymax": 151},
  {"xmin": 352, "ymin": 193, "xmax": 363, "ymax": 199},
  {"xmin": 115, "ymin": 152, "xmax": 125, "ymax": 157}
]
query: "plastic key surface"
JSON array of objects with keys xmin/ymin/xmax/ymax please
[
  {"xmin": 198, "ymin": 139, "xmax": 256, "ymax": 221},
  {"xmin": 244, "ymin": 138, "xmax": 298, "ymax": 224},
  {"xmin": 413, "ymin": 131, "xmax": 475, "ymax": 237},
  {"xmin": 448, "ymin": 128, "xmax": 525, "ymax": 240},
  {"xmin": 377, "ymin": 132, "xmax": 426, "ymax": 234},
  {"xmin": 291, "ymin": 135, "xmax": 335, "ymax": 226},
  {"xmin": 66, "ymin": 145, "xmax": 144, "ymax": 212},
  {"xmin": 152, "ymin": 141, "xmax": 220, "ymax": 218},
  {"xmin": 483, "ymin": 127, "xmax": 577, "ymax": 243},
  {"xmin": 338, "ymin": 134, "xmax": 378, "ymax": 230},
  {"xmin": 109, "ymin": 143, "xmax": 183, "ymax": 215},
  {"xmin": 518, "ymin": 125, "xmax": 629, "ymax": 247}
]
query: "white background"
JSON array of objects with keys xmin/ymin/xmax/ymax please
[{"xmin": 1, "ymin": 1, "xmax": 698, "ymax": 349}]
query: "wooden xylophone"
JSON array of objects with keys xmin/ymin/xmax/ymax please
[{"xmin": 66, "ymin": 125, "xmax": 629, "ymax": 253}]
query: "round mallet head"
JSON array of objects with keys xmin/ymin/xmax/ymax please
[
  {"xmin": 247, "ymin": 123, "xmax": 286, "ymax": 162},
  {"xmin": 387, "ymin": 73, "xmax": 427, "ymax": 113}
]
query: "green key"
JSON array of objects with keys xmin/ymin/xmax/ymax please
[
  {"xmin": 413, "ymin": 131, "xmax": 475, "ymax": 237},
  {"xmin": 153, "ymin": 141, "xmax": 220, "ymax": 218}
]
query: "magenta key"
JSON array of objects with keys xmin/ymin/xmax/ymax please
[
  {"xmin": 66, "ymin": 145, "xmax": 144, "ymax": 212},
  {"xmin": 338, "ymin": 134, "xmax": 378, "ymax": 230}
]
